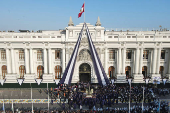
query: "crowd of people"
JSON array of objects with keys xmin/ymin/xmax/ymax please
[
  {"xmin": 1, "ymin": 82, "xmax": 170, "ymax": 112},
  {"xmin": 39, "ymin": 82, "xmax": 170, "ymax": 112}
]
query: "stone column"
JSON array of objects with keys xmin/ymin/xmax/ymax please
[
  {"xmin": 122, "ymin": 47, "xmax": 126, "ymax": 75},
  {"xmin": 156, "ymin": 48, "xmax": 161, "ymax": 74},
  {"xmin": 6, "ymin": 48, "xmax": 11, "ymax": 74},
  {"xmin": 168, "ymin": 49, "xmax": 170, "ymax": 74},
  {"xmin": 66, "ymin": 48, "xmax": 69, "ymax": 66},
  {"xmin": 62, "ymin": 48, "xmax": 65, "ymax": 73},
  {"xmin": 139, "ymin": 48, "xmax": 143, "ymax": 74},
  {"xmin": 105, "ymin": 48, "xmax": 108, "ymax": 74},
  {"xmin": 48, "ymin": 48, "xmax": 52, "ymax": 74},
  {"xmin": 29, "ymin": 48, "xmax": 33, "ymax": 73},
  {"xmin": 11, "ymin": 48, "xmax": 16, "ymax": 74},
  {"xmin": 118, "ymin": 47, "xmax": 121, "ymax": 74},
  {"xmin": 43, "ymin": 48, "xmax": 47, "ymax": 74},
  {"xmin": 152, "ymin": 48, "xmax": 157, "ymax": 74},
  {"xmin": 116, "ymin": 50, "xmax": 118, "ymax": 74},
  {"xmin": 135, "ymin": 47, "xmax": 139, "ymax": 74},
  {"xmin": 25, "ymin": 48, "xmax": 29, "ymax": 74}
]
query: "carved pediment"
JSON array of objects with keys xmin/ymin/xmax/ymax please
[{"xmin": 78, "ymin": 49, "xmax": 91, "ymax": 61}]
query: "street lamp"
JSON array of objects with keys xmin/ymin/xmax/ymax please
[
  {"xmin": 127, "ymin": 78, "xmax": 132, "ymax": 113},
  {"xmin": 30, "ymin": 83, "xmax": 33, "ymax": 113}
]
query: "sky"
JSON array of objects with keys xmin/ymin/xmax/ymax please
[{"xmin": 0, "ymin": 0, "xmax": 170, "ymax": 31}]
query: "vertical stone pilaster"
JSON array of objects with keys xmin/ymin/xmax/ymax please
[
  {"xmin": 25, "ymin": 48, "xmax": 29, "ymax": 74},
  {"xmin": 122, "ymin": 47, "xmax": 126, "ymax": 74},
  {"xmin": 11, "ymin": 48, "xmax": 16, "ymax": 74},
  {"xmin": 152, "ymin": 48, "xmax": 157, "ymax": 74},
  {"xmin": 48, "ymin": 48, "xmax": 52, "ymax": 74},
  {"xmin": 139, "ymin": 48, "xmax": 143, "ymax": 74},
  {"xmin": 62, "ymin": 48, "xmax": 65, "ymax": 73},
  {"xmin": 118, "ymin": 47, "xmax": 121, "ymax": 74},
  {"xmin": 43, "ymin": 48, "xmax": 47, "ymax": 74},
  {"xmin": 104, "ymin": 48, "xmax": 108, "ymax": 74},
  {"xmin": 6, "ymin": 48, "xmax": 11, "ymax": 74},
  {"xmin": 168, "ymin": 49, "xmax": 170, "ymax": 74},
  {"xmin": 135, "ymin": 47, "xmax": 139, "ymax": 74},
  {"xmin": 29, "ymin": 48, "xmax": 34, "ymax": 74},
  {"xmin": 156, "ymin": 48, "xmax": 161, "ymax": 74}
]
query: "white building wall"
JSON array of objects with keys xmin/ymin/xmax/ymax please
[{"xmin": 0, "ymin": 23, "xmax": 170, "ymax": 84}]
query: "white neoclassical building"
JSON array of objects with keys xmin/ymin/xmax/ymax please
[{"xmin": 0, "ymin": 17, "xmax": 170, "ymax": 85}]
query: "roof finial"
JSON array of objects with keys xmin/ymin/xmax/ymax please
[
  {"xmin": 95, "ymin": 16, "xmax": 101, "ymax": 26},
  {"xmin": 68, "ymin": 16, "xmax": 74, "ymax": 26}
]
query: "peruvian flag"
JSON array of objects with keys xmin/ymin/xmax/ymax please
[{"xmin": 78, "ymin": 3, "xmax": 84, "ymax": 18}]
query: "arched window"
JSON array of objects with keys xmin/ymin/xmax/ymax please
[
  {"xmin": 159, "ymin": 66, "xmax": 164, "ymax": 78},
  {"xmin": 2, "ymin": 65, "xmax": 7, "ymax": 79},
  {"xmin": 142, "ymin": 66, "xmax": 147, "ymax": 78},
  {"xmin": 37, "ymin": 65, "xmax": 44, "ymax": 79},
  {"xmin": 125, "ymin": 66, "xmax": 131, "ymax": 78},
  {"xmin": 108, "ymin": 66, "xmax": 115, "ymax": 78},
  {"xmin": 19, "ymin": 65, "xmax": 25, "ymax": 78},
  {"xmin": 55, "ymin": 65, "xmax": 62, "ymax": 79}
]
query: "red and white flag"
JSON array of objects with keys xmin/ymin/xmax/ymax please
[{"xmin": 78, "ymin": 3, "xmax": 84, "ymax": 18}]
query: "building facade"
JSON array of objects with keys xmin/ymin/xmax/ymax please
[{"xmin": 0, "ymin": 17, "xmax": 170, "ymax": 85}]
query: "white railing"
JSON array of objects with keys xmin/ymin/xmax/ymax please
[
  {"xmin": 105, "ymin": 28, "xmax": 170, "ymax": 31},
  {"xmin": 0, "ymin": 99, "xmax": 68, "ymax": 104}
]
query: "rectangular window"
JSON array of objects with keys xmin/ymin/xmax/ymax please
[
  {"xmin": 161, "ymin": 50, "xmax": 165, "ymax": 59},
  {"xmin": 114, "ymin": 36, "xmax": 118, "ymax": 38},
  {"xmin": 108, "ymin": 36, "xmax": 112, "ymax": 38},
  {"xmin": 37, "ymin": 50, "xmax": 42, "ymax": 60},
  {"xmin": 145, "ymin": 36, "xmax": 149, "ymax": 38},
  {"xmin": 163, "ymin": 36, "xmax": 167, "ymax": 38},
  {"xmin": 55, "ymin": 50, "xmax": 60, "ymax": 59},
  {"xmin": 19, "ymin": 50, "xmax": 24, "ymax": 60},
  {"xmin": 57, "ymin": 36, "xmax": 61, "ymax": 38},
  {"xmin": 150, "ymin": 36, "xmax": 154, "ymax": 38},
  {"xmin": 127, "ymin": 36, "xmax": 131, "ymax": 38},
  {"xmin": 32, "ymin": 36, "xmax": 36, "ymax": 38},
  {"xmin": 109, "ymin": 50, "xmax": 115, "ymax": 60},
  {"xmin": 126, "ymin": 50, "xmax": 132, "ymax": 59},
  {"xmin": 132, "ymin": 36, "xmax": 136, "ymax": 38},
  {"xmin": 1, "ymin": 50, "xmax": 6, "ymax": 60},
  {"xmin": 143, "ymin": 50, "xmax": 149, "ymax": 59}
]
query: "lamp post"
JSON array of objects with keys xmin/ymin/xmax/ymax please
[
  {"xmin": 47, "ymin": 83, "xmax": 49, "ymax": 112},
  {"xmin": 128, "ymin": 78, "xmax": 132, "ymax": 113},
  {"xmin": 142, "ymin": 86, "xmax": 144, "ymax": 113},
  {"xmin": 30, "ymin": 83, "xmax": 33, "ymax": 113}
]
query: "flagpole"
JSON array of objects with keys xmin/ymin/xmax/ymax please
[{"xmin": 84, "ymin": 1, "xmax": 85, "ymax": 23}]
